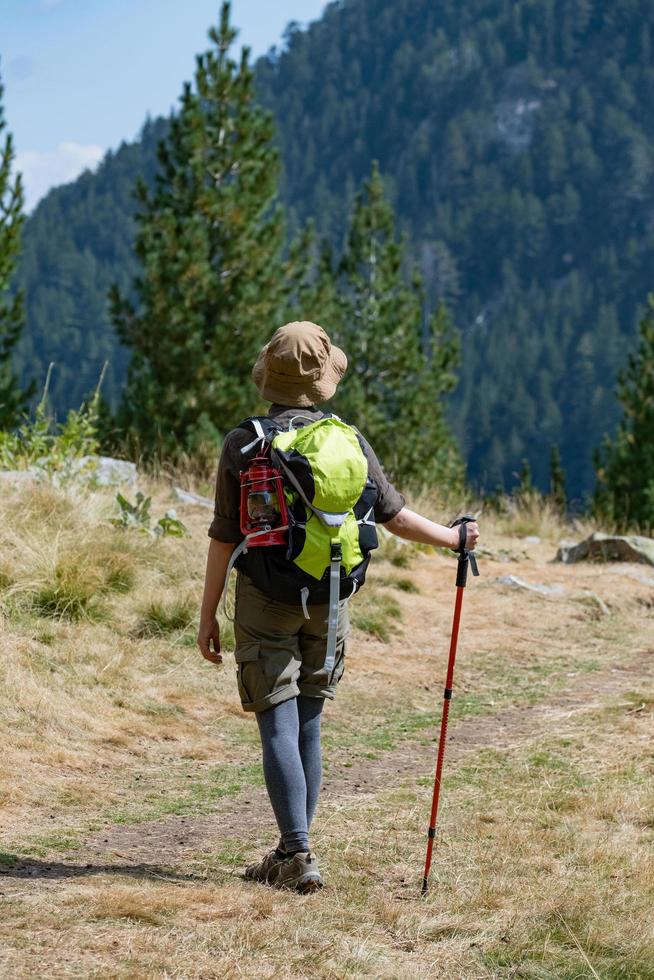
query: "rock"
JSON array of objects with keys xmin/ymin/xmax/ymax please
[
  {"xmin": 1, "ymin": 456, "xmax": 137, "ymax": 487},
  {"xmin": 0, "ymin": 470, "xmax": 35, "ymax": 484},
  {"xmin": 79, "ymin": 455, "xmax": 137, "ymax": 486},
  {"xmin": 172, "ymin": 487, "xmax": 214, "ymax": 510},
  {"xmin": 556, "ymin": 532, "xmax": 654, "ymax": 567},
  {"xmin": 524, "ymin": 536, "xmax": 541, "ymax": 544},
  {"xmin": 496, "ymin": 575, "xmax": 566, "ymax": 597},
  {"xmin": 608, "ymin": 567, "xmax": 654, "ymax": 587},
  {"xmin": 477, "ymin": 545, "xmax": 529, "ymax": 563},
  {"xmin": 574, "ymin": 591, "xmax": 611, "ymax": 617}
]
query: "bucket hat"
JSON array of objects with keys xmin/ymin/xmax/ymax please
[{"xmin": 252, "ymin": 321, "xmax": 347, "ymax": 407}]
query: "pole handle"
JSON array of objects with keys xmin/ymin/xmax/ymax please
[{"xmin": 450, "ymin": 515, "xmax": 480, "ymax": 587}]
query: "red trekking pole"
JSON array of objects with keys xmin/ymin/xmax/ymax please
[{"xmin": 421, "ymin": 516, "xmax": 479, "ymax": 896}]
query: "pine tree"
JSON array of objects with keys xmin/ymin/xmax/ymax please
[
  {"xmin": 594, "ymin": 298, "xmax": 654, "ymax": 533},
  {"xmin": 282, "ymin": 220, "xmax": 339, "ymax": 328},
  {"xmin": 331, "ymin": 162, "xmax": 462, "ymax": 489},
  {"xmin": 549, "ymin": 444, "xmax": 567, "ymax": 512},
  {"xmin": 0, "ymin": 69, "xmax": 32, "ymax": 428},
  {"xmin": 517, "ymin": 457, "xmax": 534, "ymax": 499},
  {"xmin": 110, "ymin": 3, "xmax": 285, "ymax": 456}
]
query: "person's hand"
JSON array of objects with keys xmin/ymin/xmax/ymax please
[
  {"xmin": 450, "ymin": 521, "xmax": 480, "ymax": 551},
  {"xmin": 465, "ymin": 521, "xmax": 479, "ymax": 550},
  {"xmin": 197, "ymin": 617, "xmax": 222, "ymax": 665}
]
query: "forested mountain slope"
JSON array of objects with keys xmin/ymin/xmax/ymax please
[
  {"xmin": 15, "ymin": 118, "xmax": 167, "ymax": 410},
  {"xmin": 16, "ymin": 0, "xmax": 654, "ymax": 498}
]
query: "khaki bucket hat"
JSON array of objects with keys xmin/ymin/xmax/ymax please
[{"xmin": 252, "ymin": 321, "xmax": 347, "ymax": 407}]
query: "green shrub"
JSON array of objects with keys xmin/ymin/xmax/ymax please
[
  {"xmin": 0, "ymin": 365, "xmax": 103, "ymax": 480},
  {"xmin": 111, "ymin": 492, "xmax": 187, "ymax": 538}
]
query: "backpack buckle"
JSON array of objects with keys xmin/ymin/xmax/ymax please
[{"xmin": 330, "ymin": 541, "xmax": 343, "ymax": 562}]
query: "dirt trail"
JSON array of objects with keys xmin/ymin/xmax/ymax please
[
  {"xmin": 2, "ymin": 541, "xmax": 653, "ymax": 896},
  {"xmin": 3, "ymin": 646, "xmax": 650, "ymax": 889},
  {"xmin": 88, "ymin": 649, "xmax": 654, "ymax": 855}
]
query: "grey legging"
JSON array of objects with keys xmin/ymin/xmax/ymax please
[{"xmin": 255, "ymin": 695, "xmax": 324, "ymax": 854}]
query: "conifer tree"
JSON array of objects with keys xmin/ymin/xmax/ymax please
[
  {"xmin": 594, "ymin": 298, "xmax": 654, "ymax": 533},
  {"xmin": 331, "ymin": 163, "xmax": 462, "ymax": 489},
  {"xmin": 282, "ymin": 221, "xmax": 339, "ymax": 327},
  {"xmin": 549, "ymin": 444, "xmax": 567, "ymax": 513},
  {"xmin": 0, "ymin": 70, "xmax": 31, "ymax": 428},
  {"xmin": 516, "ymin": 458, "xmax": 534, "ymax": 501},
  {"xmin": 110, "ymin": 3, "xmax": 285, "ymax": 456}
]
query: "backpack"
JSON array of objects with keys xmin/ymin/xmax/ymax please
[{"xmin": 226, "ymin": 413, "xmax": 379, "ymax": 671}]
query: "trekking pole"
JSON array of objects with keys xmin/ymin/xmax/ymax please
[{"xmin": 421, "ymin": 515, "xmax": 479, "ymax": 896}]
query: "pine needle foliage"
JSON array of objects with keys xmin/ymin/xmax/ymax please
[
  {"xmin": 594, "ymin": 298, "xmax": 654, "ymax": 533},
  {"xmin": 0, "ymin": 69, "xmax": 32, "ymax": 427},
  {"xmin": 329, "ymin": 163, "xmax": 462, "ymax": 490},
  {"xmin": 549, "ymin": 444, "xmax": 567, "ymax": 513},
  {"xmin": 110, "ymin": 3, "xmax": 285, "ymax": 458}
]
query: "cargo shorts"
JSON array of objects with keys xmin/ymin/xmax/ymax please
[{"xmin": 233, "ymin": 572, "xmax": 349, "ymax": 713}]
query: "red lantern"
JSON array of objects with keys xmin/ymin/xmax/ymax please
[{"xmin": 239, "ymin": 452, "xmax": 289, "ymax": 547}]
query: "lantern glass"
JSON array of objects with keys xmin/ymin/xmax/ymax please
[{"xmin": 247, "ymin": 489, "xmax": 281, "ymax": 524}]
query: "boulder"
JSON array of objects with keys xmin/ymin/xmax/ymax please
[
  {"xmin": 556, "ymin": 532, "xmax": 654, "ymax": 567},
  {"xmin": 79, "ymin": 455, "xmax": 137, "ymax": 486}
]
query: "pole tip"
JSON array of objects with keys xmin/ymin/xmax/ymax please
[{"xmin": 421, "ymin": 877, "xmax": 429, "ymax": 896}]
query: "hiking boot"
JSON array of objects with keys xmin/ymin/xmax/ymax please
[
  {"xmin": 244, "ymin": 848, "xmax": 284, "ymax": 885},
  {"xmin": 273, "ymin": 851, "xmax": 323, "ymax": 893}
]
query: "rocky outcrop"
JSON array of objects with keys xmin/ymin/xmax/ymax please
[{"xmin": 556, "ymin": 533, "xmax": 654, "ymax": 567}]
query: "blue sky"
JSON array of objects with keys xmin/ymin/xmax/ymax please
[{"xmin": 2, "ymin": 0, "xmax": 327, "ymax": 210}]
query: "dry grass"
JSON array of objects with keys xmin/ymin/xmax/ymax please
[{"xmin": 0, "ymin": 478, "xmax": 652, "ymax": 978}]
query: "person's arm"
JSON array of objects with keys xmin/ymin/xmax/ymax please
[
  {"xmin": 197, "ymin": 539, "xmax": 236, "ymax": 665},
  {"xmin": 383, "ymin": 507, "xmax": 479, "ymax": 551}
]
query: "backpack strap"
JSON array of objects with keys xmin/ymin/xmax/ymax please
[
  {"xmin": 219, "ymin": 540, "xmax": 247, "ymax": 620},
  {"xmin": 324, "ymin": 535, "xmax": 342, "ymax": 675},
  {"xmin": 240, "ymin": 418, "xmax": 267, "ymax": 456},
  {"xmin": 285, "ymin": 412, "xmax": 332, "ymax": 430},
  {"xmin": 239, "ymin": 416, "xmax": 283, "ymax": 456},
  {"xmin": 220, "ymin": 415, "xmax": 291, "ymax": 616},
  {"xmin": 219, "ymin": 519, "xmax": 292, "ymax": 620}
]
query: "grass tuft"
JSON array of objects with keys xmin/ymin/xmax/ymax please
[
  {"xmin": 350, "ymin": 592, "xmax": 402, "ymax": 642},
  {"xmin": 104, "ymin": 556, "xmax": 136, "ymax": 594},
  {"xmin": 134, "ymin": 595, "xmax": 196, "ymax": 637},
  {"xmin": 376, "ymin": 574, "xmax": 420, "ymax": 594},
  {"xmin": 32, "ymin": 564, "xmax": 107, "ymax": 622}
]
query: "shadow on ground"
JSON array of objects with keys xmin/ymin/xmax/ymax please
[{"xmin": 0, "ymin": 856, "xmax": 203, "ymax": 882}]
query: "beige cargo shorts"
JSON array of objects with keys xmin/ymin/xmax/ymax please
[{"xmin": 233, "ymin": 572, "xmax": 349, "ymax": 713}]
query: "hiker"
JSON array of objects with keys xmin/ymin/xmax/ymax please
[{"xmin": 197, "ymin": 321, "xmax": 479, "ymax": 893}]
